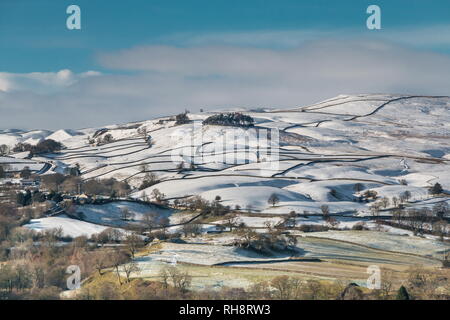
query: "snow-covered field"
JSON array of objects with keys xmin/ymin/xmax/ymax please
[
  {"xmin": 3, "ymin": 94, "xmax": 450, "ymax": 264},
  {"xmin": 76, "ymin": 201, "xmax": 175, "ymax": 227},
  {"xmin": 24, "ymin": 214, "xmax": 112, "ymax": 238},
  {"xmin": 306, "ymin": 230, "xmax": 448, "ymax": 259}
]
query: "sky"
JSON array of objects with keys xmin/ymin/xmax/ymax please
[{"xmin": 1, "ymin": 0, "xmax": 450, "ymax": 130}]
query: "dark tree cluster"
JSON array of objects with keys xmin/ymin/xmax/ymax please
[
  {"xmin": 233, "ymin": 224, "xmax": 297, "ymax": 255},
  {"xmin": 138, "ymin": 173, "xmax": 160, "ymax": 190},
  {"xmin": 202, "ymin": 112, "xmax": 254, "ymax": 127},
  {"xmin": 15, "ymin": 188, "xmax": 66, "ymax": 207},
  {"xmin": 429, "ymin": 182, "xmax": 443, "ymax": 195},
  {"xmin": 39, "ymin": 173, "xmax": 130, "ymax": 198},
  {"xmin": 174, "ymin": 195, "xmax": 231, "ymax": 217},
  {"xmin": 386, "ymin": 204, "xmax": 449, "ymax": 239},
  {"xmin": 82, "ymin": 178, "xmax": 130, "ymax": 198},
  {"xmin": 13, "ymin": 139, "xmax": 63, "ymax": 155},
  {"xmin": 0, "ymin": 203, "xmax": 21, "ymax": 243},
  {"xmin": 174, "ymin": 112, "xmax": 192, "ymax": 125},
  {"xmin": 0, "ymin": 165, "xmax": 5, "ymax": 179}
]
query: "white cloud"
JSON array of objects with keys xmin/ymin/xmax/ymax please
[
  {"xmin": 160, "ymin": 25, "xmax": 450, "ymax": 50},
  {"xmin": 2, "ymin": 39, "xmax": 450, "ymax": 130},
  {"xmin": 0, "ymin": 69, "xmax": 100, "ymax": 94},
  {"xmin": 158, "ymin": 29, "xmax": 335, "ymax": 48}
]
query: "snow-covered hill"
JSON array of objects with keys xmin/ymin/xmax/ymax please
[{"xmin": 3, "ymin": 94, "xmax": 450, "ymax": 218}]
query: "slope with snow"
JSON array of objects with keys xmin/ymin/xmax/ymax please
[{"xmin": 2, "ymin": 94, "xmax": 450, "ymax": 237}]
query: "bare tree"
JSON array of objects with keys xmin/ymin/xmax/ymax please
[
  {"xmin": 102, "ymin": 134, "xmax": 114, "ymax": 144},
  {"xmin": 370, "ymin": 202, "xmax": 381, "ymax": 217},
  {"xmin": 406, "ymin": 209, "xmax": 428, "ymax": 236},
  {"xmin": 320, "ymin": 205, "xmax": 330, "ymax": 220},
  {"xmin": 268, "ymin": 194, "xmax": 280, "ymax": 207},
  {"xmin": 61, "ymin": 176, "xmax": 82, "ymax": 194},
  {"xmin": 270, "ymin": 276, "xmax": 303, "ymax": 299},
  {"xmin": 124, "ymin": 233, "xmax": 145, "ymax": 259},
  {"xmin": 284, "ymin": 211, "xmax": 297, "ymax": 228},
  {"xmin": 141, "ymin": 212, "xmax": 157, "ymax": 233},
  {"xmin": 141, "ymin": 212, "xmax": 169, "ymax": 234},
  {"xmin": 122, "ymin": 261, "xmax": 140, "ymax": 283},
  {"xmin": 41, "ymin": 173, "xmax": 66, "ymax": 192},
  {"xmin": 433, "ymin": 202, "xmax": 449, "ymax": 219},
  {"xmin": 0, "ymin": 144, "xmax": 10, "ymax": 156},
  {"xmin": 159, "ymin": 266, "xmax": 192, "ymax": 292},
  {"xmin": 92, "ymin": 250, "xmax": 110, "ymax": 276},
  {"xmin": 0, "ymin": 165, "xmax": 5, "ymax": 179},
  {"xmin": 120, "ymin": 207, "xmax": 135, "ymax": 221},
  {"xmin": 20, "ymin": 166, "xmax": 32, "ymax": 179},
  {"xmin": 353, "ymin": 183, "xmax": 364, "ymax": 192},
  {"xmin": 110, "ymin": 249, "xmax": 129, "ymax": 285},
  {"xmin": 380, "ymin": 197, "xmax": 390, "ymax": 209},
  {"xmin": 380, "ymin": 270, "xmax": 395, "ymax": 299},
  {"xmin": 393, "ymin": 209, "xmax": 405, "ymax": 225},
  {"xmin": 392, "ymin": 196, "xmax": 399, "ymax": 208},
  {"xmin": 176, "ymin": 162, "xmax": 185, "ymax": 172},
  {"xmin": 400, "ymin": 191, "xmax": 412, "ymax": 203},
  {"xmin": 432, "ymin": 220, "xmax": 448, "ymax": 241},
  {"xmin": 327, "ymin": 217, "xmax": 340, "ymax": 229},
  {"xmin": 150, "ymin": 188, "xmax": 166, "ymax": 204},
  {"xmin": 181, "ymin": 222, "xmax": 202, "ymax": 237},
  {"xmin": 224, "ymin": 215, "xmax": 240, "ymax": 232}
]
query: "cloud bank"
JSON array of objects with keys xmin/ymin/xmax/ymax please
[
  {"xmin": 0, "ymin": 70, "xmax": 100, "ymax": 94},
  {"xmin": 2, "ymin": 39, "xmax": 450, "ymax": 130}
]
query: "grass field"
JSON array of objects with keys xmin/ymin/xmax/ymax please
[{"xmin": 127, "ymin": 230, "xmax": 448, "ymax": 290}]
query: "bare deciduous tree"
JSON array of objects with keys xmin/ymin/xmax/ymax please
[
  {"xmin": 320, "ymin": 205, "xmax": 330, "ymax": 220},
  {"xmin": 124, "ymin": 233, "xmax": 145, "ymax": 259},
  {"xmin": 122, "ymin": 261, "xmax": 140, "ymax": 283},
  {"xmin": 159, "ymin": 266, "xmax": 192, "ymax": 292},
  {"xmin": 268, "ymin": 194, "xmax": 280, "ymax": 207}
]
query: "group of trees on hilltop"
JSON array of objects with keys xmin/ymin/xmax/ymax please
[
  {"xmin": 88, "ymin": 133, "xmax": 115, "ymax": 146},
  {"xmin": 12, "ymin": 139, "xmax": 63, "ymax": 155},
  {"xmin": 233, "ymin": 222, "xmax": 297, "ymax": 255},
  {"xmin": 12, "ymin": 173, "xmax": 132, "ymax": 207},
  {"xmin": 138, "ymin": 172, "xmax": 160, "ymax": 190},
  {"xmin": 383, "ymin": 203, "xmax": 450, "ymax": 239},
  {"xmin": 175, "ymin": 112, "xmax": 192, "ymax": 125},
  {"xmin": 429, "ymin": 182, "xmax": 443, "ymax": 195},
  {"xmin": 203, "ymin": 112, "xmax": 254, "ymax": 127},
  {"xmin": 38, "ymin": 174, "xmax": 131, "ymax": 198},
  {"xmin": 173, "ymin": 195, "xmax": 231, "ymax": 217}
]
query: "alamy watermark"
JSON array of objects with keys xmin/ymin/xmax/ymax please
[
  {"xmin": 66, "ymin": 265, "xmax": 81, "ymax": 290},
  {"xmin": 65, "ymin": 4, "xmax": 380, "ymax": 31},
  {"xmin": 367, "ymin": 5, "xmax": 381, "ymax": 30},
  {"xmin": 66, "ymin": 5, "xmax": 81, "ymax": 30},
  {"xmin": 366, "ymin": 265, "xmax": 381, "ymax": 289}
]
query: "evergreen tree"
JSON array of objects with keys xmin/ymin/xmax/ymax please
[
  {"xmin": 268, "ymin": 194, "xmax": 280, "ymax": 207},
  {"xmin": 20, "ymin": 166, "xmax": 32, "ymax": 179},
  {"xmin": 16, "ymin": 190, "xmax": 32, "ymax": 206},
  {"xmin": 430, "ymin": 182, "xmax": 443, "ymax": 195},
  {"xmin": 396, "ymin": 286, "xmax": 410, "ymax": 300},
  {"xmin": 203, "ymin": 112, "xmax": 254, "ymax": 127},
  {"xmin": 175, "ymin": 112, "xmax": 191, "ymax": 125}
]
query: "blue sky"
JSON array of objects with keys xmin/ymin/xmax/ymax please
[
  {"xmin": 1, "ymin": 0, "xmax": 450, "ymax": 129},
  {"xmin": 2, "ymin": 0, "xmax": 450, "ymax": 72}
]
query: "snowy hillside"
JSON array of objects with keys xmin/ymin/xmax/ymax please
[
  {"xmin": 2, "ymin": 94, "xmax": 450, "ymax": 217},
  {"xmin": 3, "ymin": 93, "xmax": 449, "ymax": 291}
]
